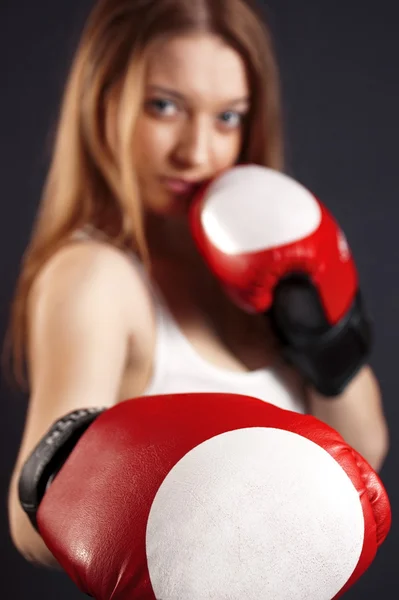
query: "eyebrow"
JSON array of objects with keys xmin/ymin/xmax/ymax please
[{"xmin": 147, "ymin": 85, "xmax": 250, "ymax": 106}]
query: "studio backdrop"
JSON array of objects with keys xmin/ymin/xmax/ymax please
[{"xmin": 0, "ymin": 1, "xmax": 397, "ymax": 598}]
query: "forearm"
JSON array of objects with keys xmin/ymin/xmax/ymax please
[
  {"xmin": 8, "ymin": 469, "xmax": 61, "ymax": 570},
  {"xmin": 306, "ymin": 365, "xmax": 389, "ymax": 472}
]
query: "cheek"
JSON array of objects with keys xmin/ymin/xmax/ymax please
[
  {"xmin": 213, "ymin": 131, "xmax": 244, "ymax": 171},
  {"xmin": 134, "ymin": 117, "xmax": 175, "ymax": 168}
]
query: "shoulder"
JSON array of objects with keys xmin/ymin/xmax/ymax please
[
  {"xmin": 33, "ymin": 238, "xmax": 143, "ymax": 295},
  {"xmin": 28, "ymin": 238, "xmax": 151, "ymax": 331}
]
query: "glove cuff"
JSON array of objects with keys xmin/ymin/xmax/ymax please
[
  {"xmin": 270, "ymin": 289, "xmax": 373, "ymax": 397},
  {"xmin": 18, "ymin": 407, "xmax": 105, "ymax": 531}
]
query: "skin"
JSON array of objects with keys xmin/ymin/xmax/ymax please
[
  {"xmin": 134, "ymin": 34, "xmax": 249, "ymax": 216},
  {"xmin": 8, "ymin": 33, "xmax": 389, "ymax": 568}
]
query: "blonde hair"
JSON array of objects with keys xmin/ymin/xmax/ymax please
[{"xmin": 6, "ymin": 0, "xmax": 284, "ymax": 387}]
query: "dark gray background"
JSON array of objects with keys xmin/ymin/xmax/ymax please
[{"xmin": 1, "ymin": 1, "xmax": 398, "ymax": 597}]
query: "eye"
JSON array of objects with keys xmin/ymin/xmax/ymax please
[
  {"xmin": 218, "ymin": 110, "xmax": 245, "ymax": 129},
  {"xmin": 146, "ymin": 98, "xmax": 178, "ymax": 117}
]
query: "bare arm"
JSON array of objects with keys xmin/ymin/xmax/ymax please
[
  {"xmin": 8, "ymin": 242, "xmax": 146, "ymax": 568},
  {"xmin": 306, "ymin": 365, "xmax": 389, "ymax": 472}
]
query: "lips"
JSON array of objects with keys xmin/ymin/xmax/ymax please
[{"xmin": 161, "ymin": 177, "xmax": 202, "ymax": 196}]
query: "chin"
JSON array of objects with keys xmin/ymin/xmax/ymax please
[
  {"xmin": 162, "ymin": 205, "xmax": 189, "ymax": 220},
  {"xmin": 156, "ymin": 191, "xmax": 191, "ymax": 217},
  {"xmin": 145, "ymin": 203, "xmax": 185, "ymax": 222}
]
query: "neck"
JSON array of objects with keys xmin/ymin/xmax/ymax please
[{"xmin": 145, "ymin": 212, "xmax": 201, "ymax": 266}]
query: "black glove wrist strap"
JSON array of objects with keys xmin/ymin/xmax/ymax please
[
  {"xmin": 18, "ymin": 407, "xmax": 105, "ymax": 532},
  {"xmin": 269, "ymin": 281, "xmax": 373, "ymax": 397}
]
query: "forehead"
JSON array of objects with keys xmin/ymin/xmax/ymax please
[{"xmin": 145, "ymin": 34, "xmax": 249, "ymax": 103}]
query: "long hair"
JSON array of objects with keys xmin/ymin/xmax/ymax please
[{"xmin": 5, "ymin": 0, "xmax": 284, "ymax": 388}]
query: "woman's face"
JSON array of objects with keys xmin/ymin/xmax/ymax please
[{"xmin": 133, "ymin": 33, "xmax": 250, "ymax": 217}]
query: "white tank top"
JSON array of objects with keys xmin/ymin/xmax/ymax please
[
  {"xmin": 72, "ymin": 228, "xmax": 306, "ymax": 414},
  {"xmin": 130, "ymin": 255, "xmax": 306, "ymax": 414}
]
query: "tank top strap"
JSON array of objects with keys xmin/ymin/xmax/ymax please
[{"xmin": 129, "ymin": 253, "xmax": 209, "ymax": 395}]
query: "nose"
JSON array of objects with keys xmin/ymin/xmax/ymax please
[{"xmin": 171, "ymin": 116, "xmax": 212, "ymax": 169}]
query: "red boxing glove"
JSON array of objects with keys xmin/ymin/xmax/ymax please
[
  {"xmin": 19, "ymin": 393, "xmax": 391, "ymax": 599},
  {"xmin": 190, "ymin": 165, "xmax": 372, "ymax": 396}
]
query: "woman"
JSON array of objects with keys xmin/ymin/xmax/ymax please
[{"xmin": 7, "ymin": 0, "xmax": 388, "ymax": 570}]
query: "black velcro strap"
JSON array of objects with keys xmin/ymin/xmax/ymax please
[
  {"xmin": 18, "ymin": 407, "xmax": 106, "ymax": 532},
  {"xmin": 269, "ymin": 277, "xmax": 372, "ymax": 397}
]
